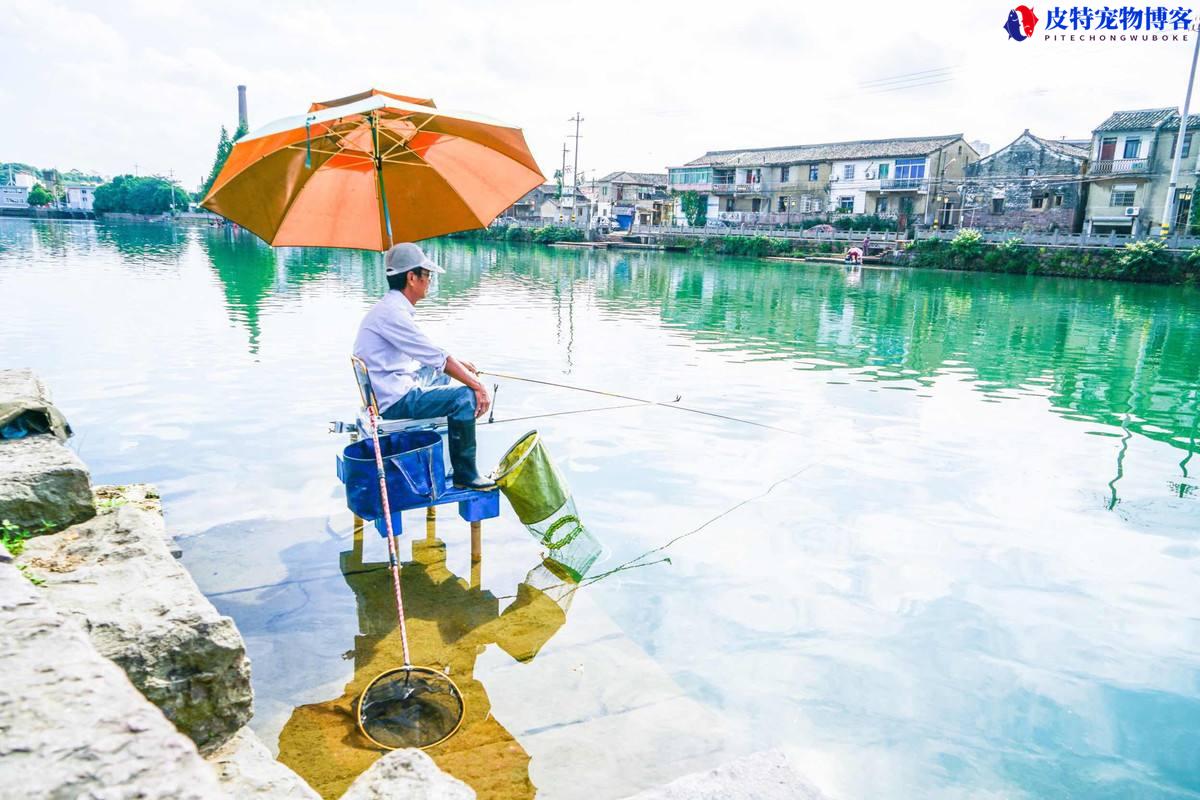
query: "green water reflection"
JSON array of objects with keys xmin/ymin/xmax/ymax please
[{"xmin": 4, "ymin": 220, "xmax": 1200, "ymax": 799}]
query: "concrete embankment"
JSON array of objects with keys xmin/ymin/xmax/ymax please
[{"xmin": 0, "ymin": 368, "xmax": 470, "ymax": 799}]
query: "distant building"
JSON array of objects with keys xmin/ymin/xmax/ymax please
[
  {"xmin": 669, "ymin": 134, "xmax": 979, "ymax": 227},
  {"xmin": 592, "ymin": 171, "xmax": 669, "ymax": 228},
  {"xmin": 503, "ymin": 184, "xmax": 592, "ymax": 226},
  {"xmin": 962, "ymin": 130, "xmax": 1089, "ymax": 232},
  {"xmin": 1083, "ymin": 107, "xmax": 1199, "ymax": 236},
  {"xmin": 9, "ymin": 171, "xmax": 37, "ymax": 189},
  {"xmin": 0, "ymin": 185, "xmax": 30, "ymax": 208},
  {"xmin": 64, "ymin": 184, "xmax": 95, "ymax": 211}
]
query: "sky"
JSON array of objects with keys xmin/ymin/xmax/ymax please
[{"xmin": 3, "ymin": 0, "xmax": 1198, "ymax": 190}]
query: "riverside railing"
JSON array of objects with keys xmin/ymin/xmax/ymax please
[
  {"xmin": 629, "ymin": 223, "xmax": 902, "ymax": 243},
  {"xmin": 915, "ymin": 228, "xmax": 1200, "ymax": 250}
]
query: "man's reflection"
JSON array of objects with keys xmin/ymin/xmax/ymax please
[{"xmin": 278, "ymin": 515, "xmax": 575, "ymax": 799}]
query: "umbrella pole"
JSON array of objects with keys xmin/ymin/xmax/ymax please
[{"xmin": 370, "ymin": 113, "xmax": 395, "ymax": 250}]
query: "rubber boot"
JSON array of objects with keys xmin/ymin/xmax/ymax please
[{"xmin": 448, "ymin": 420, "xmax": 496, "ymax": 491}]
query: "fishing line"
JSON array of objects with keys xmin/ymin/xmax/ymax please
[
  {"xmin": 487, "ymin": 401, "xmax": 650, "ymax": 426},
  {"xmin": 481, "ymin": 371, "xmax": 805, "ymax": 438},
  {"xmin": 492, "ymin": 462, "xmax": 816, "ymax": 602}
]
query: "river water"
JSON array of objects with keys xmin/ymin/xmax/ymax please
[{"xmin": 2, "ymin": 218, "xmax": 1199, "ymax": 799}]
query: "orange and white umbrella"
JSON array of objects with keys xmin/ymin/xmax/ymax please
[{"xmin": 202, "ymin": 88, "xmax": 544, "ymax": 250}]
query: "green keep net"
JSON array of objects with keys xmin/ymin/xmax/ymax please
[
  {"xmin": 494, "ymin": 431, "xmax": 601, "ymax": 581},
  {"xmin": 494, "ymin": 431, "xmax": 569, "ymax": 524}
]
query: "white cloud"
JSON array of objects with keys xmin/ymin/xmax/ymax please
[{"xmin": 0, "ymin": 0, "xmax": 1195, "ymax": 186}]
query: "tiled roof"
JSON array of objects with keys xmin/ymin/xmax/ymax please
[
  {"xmin": 1026, "ymin": 132, "xmax": 1090, "ymax": 159},
  {"xmin": 678, "ymin": 134, "xmax": 965, "ymax": 167},
  {"xmin": 1160, "ymin": 111, "xmax": 1200, "ymax": 130},
  {"xmin": 1093, "ymin": 107, "xmax": 1175, "ymax": 132},
  {"xmin": 597, "ymin": 171, "xmax": 668, "ymax": 186}
]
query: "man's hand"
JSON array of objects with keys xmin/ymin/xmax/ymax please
[
  {"xmin": 460, "ymin": 359, "xmax": 480, "ymax": 375},
  {"xmin": 473, "ymin": 384, "xmax": 490, "ymax": 419}
]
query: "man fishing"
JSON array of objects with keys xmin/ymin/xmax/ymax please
[{"xmin": 353, "ymin": 242, "xmax": 496, "ymax": 491}]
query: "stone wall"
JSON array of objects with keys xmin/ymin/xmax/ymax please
[{"xmin": 965, "ymin": 134, "xmax": 1087, "ymax": 233}]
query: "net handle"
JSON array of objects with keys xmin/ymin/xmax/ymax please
[{"xmin": 358, "ymin": 364, "xmax": 412, "ymax": 667}]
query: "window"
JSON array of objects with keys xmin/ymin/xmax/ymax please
[
  {"xmin": 669, "ymin": 167, "xmax": 712, "ymax": 185},
  {"xmin": 876, "ymin": 197, "xmax": 889, "ymax": 214},
  {"xmin": 1123, "ymin": 137, "xmax": 1141, "ymax": 158},
  {"xmin": 1026, "ymin": 167, "xmax": 1036, "ymax": 176},
  {"xmin": 843, "ymin": 164, "xmax": 855, "ymax": 180},
  {"xmin": 1171, "ymin": 133, "xmax": 1193, "ymax": 158},
  {"xmin": 894, "ymin": 157, "xmax": 926, "ymax": 181},
  {"xmin": 1031, "ymin": 195, "xmax": 1045, "ymax": 209},
  {"xmin": 809, "ymin": 164, "xmax": 819, "ymax": 181},
  {"xmin": 838, "ymin": 196, "xmax": 854, "ymax": 212},
  {"xmin": 992, "ymin": 197, "xmax": 1005, "ymax": 214},
  {"xmin": 777, "ymin": 196, "xmax": 790, "ymax": 212},
  {"xmin": 751, "ymin": 197, "xmax": 762, "ymax": 212},
  {"xmin": 601, "ymin": 186, "xmax": 608, "ymax": 196},
  {"xmin": 1111, "ymin": 185, "xmax": 1136, "ymax": 206},
  {"xmin": 744, "ymin": 168, "xmax": 761, "ymax": 184},
  {"xmin": 878, "ymin": 163, "xmax": 889, "ymax": 179},
  {"xmin": 1054, "ymin": 194, "xmax": 1064, "ymax": 207},
  {"xmin": 725, "ymin": 197, "xmax": 735, "ymax": 212},
  {"xmin": 780, "ymin": 166, "xmax": 790, "ymax": 182}
]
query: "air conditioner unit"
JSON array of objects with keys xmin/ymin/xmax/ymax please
[{"xmin": 1124, "ymin": 206, "xmax": 1140, "ymax": 216}]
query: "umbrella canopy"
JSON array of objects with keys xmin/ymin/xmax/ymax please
[{"xmin": 201, "ymin": 89, "xmax": 544, "ymax": 250}]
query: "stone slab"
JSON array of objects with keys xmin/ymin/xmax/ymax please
[
  {"xmin": 0, "ymin": 433, "xmax": 93, "ymax": 532},
  {"xmin": 0, "ymin": 561, "xmax": 227, "ymax": 800},
  {"xmin": 0, "ymin": 368, "xmax": 47, "ymax": 402},
  {"xmin": 619, "ymin": 750, "xmax": 829, "ymax": 800},
  {"xmin": 206, "ymin": 726, "xmax": 321, "ymax": 799},
  {"xmin": 339, "ymin": 749, "xmax": 475, "ymax": 800},
  {"xmin": 16, "ymin": 496, "xmax": 253, "ymax": 753}
]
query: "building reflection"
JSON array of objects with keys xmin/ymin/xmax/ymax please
[{"xmin": 277, "ymin": 513, "xmax": 576, "ymax": 799}]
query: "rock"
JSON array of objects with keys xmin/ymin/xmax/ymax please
[
  {"xmin": 619, "ymin": 750, "xmax": 829, "ymax": 800},
  {"xmin": 16, "ymin": 498, "xmax": 253, "ymax": 753},
  {"xmin": 206, "ymin": 726, "xmax": 321, "ymax": 799},
  {"xmin": 0, "ymin": 434, "xmax": 93, "ymax": 532},
  {"xmin": 0, "ymin": 368, "xmax": 47, "ymax": 400},
  {"xmin": 340, "ymin": 749, "xmax": 475, "ymax": 800},
  {"xmin": 0, "ymin": 561, "xmax": 227, "ymax": 799}
]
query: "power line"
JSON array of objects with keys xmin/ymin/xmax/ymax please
[
  {"xmin": 864, "ymin": 77, "xmax": 957, "ymax": 94},
  {"xmin": 857, "ymin": 65, "xmax": 958, "ymax": 87}
]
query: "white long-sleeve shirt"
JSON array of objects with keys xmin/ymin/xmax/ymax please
[{"xmin": 352, "ymin": 291, "xmax": 448, "ymax": 413}]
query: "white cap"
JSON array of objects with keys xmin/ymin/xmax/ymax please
[{"xmin": 384, "ymin": 242, "xmax": 445, "ymax": 276}]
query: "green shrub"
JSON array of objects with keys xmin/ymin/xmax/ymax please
[
  {"xmin": 1115, "ymin": 239, "xmax": 1172, "ymax": 280},
  {"xmin": 948, "ymin": 228, "xmax": 985, "ymax": 264},
  {"xmin": 530, "ymin": 225, "xmax": 584, "ymax": 243},
  {"xmin": 831, "ymin": 214, "xmax": 897, "ymax": 232}
]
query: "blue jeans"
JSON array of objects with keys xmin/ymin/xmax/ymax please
[
  {"xmin": 381, "ymin": 385, "xmax": 477, "ymax": 424},
  {"xmin": 381, "ymin": 385, "xmax": 481, "ymax": 482}
]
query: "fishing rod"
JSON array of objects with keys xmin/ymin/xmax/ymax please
[{"xmin": 480, "ymin": 370, "xmax": 804, "ymax": 437}]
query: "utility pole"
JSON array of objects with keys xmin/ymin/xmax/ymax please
[
  {"xmin": 1161, "ymin": 31, "xmax": 1200, "ymax": 237},
  {"xmin": 568, "ymin": 112, "xmax": 583, "ymax": 224},
  {"xmin": 168, "ymin": 169, "xmax": 176, "ymax": 214},
  {"xmin": 559, "ymin": 141, "xmax": 569, "ymax": 222}
]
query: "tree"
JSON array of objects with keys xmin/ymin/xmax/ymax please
[
  {"xmin": 93, "ymin": 175, "xmax": 190, "ymax": 215},
  {"xmin": 679, "ymin": 190, "xmax": 706, "ymax": 227},
  {"xmin": 27, "ymin": 184, "xmax": 53, "ymax": 207},
  {"xmin": 199, "ymin": 126, "xmax": 233, "ymax": 199}
]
